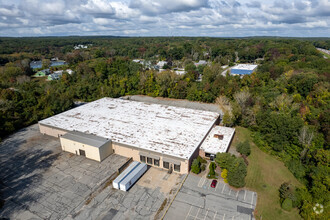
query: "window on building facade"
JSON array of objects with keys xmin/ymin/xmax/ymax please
[
  {"xmin": 140, "ymin": 155, "xmax": 146, "ymax": 163},
  {"xmin": 147, "ymin": 157, "xmax": 153, "ymax": 164},
  {"xmin": 154, "ymin": 159, "xmax": 160, "ymax": 166},
  {"xmin": 163, "ymin": 161, "xmax": 169, "ymax": 169},
  {"xmin": 174, "ymin": 164, "xmax": 181, "ymax": 172}
]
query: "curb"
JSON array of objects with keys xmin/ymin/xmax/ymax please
[{"xmin": 160, "ymin": 174, "xmax": 189, "ymax": 220}]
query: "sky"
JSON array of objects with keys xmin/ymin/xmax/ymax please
[{"xmin": 0, "ymin": 0, "xmax": 329, "ymax": 37}]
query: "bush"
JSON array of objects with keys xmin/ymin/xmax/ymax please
[
  {"xmin": 201, "ymin": 164, "xmax": 206, "ymax": 171},
  {"xmin": 209, "ymin": 162, "xmax": 216, "ymax": 175},
  {"xmin": 236, "ymin": 140, "xmax": 251, "ymax": 156},
  {"xmin": 279, "ymin": 182, "xmax": 293, "ymax": 202},
  {"xmin": 216, "ymin": 153, "xmax": 248, "ymax": 188},
  {"xmin": 197, "ymin": 155, "xmax": 207, "ymax": 164},
  {"xmin": 215, "ymin": 153, "xmax": 236, "ymax": 169},
  {"xmin": 191, "ymin": 159, "xmax": 201, "ymax": 174},
  {"xmin": 207, "ymin": 162, "xmax": 217, "ymax": 178},
  {"xmin": 281, "ymin": 198, "xmax": 293, "ymax": 211},
  {"xmin": 221, "ymin": 169, "xmax": 228, "ymax": 183}
]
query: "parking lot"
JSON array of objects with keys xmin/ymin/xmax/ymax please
[
  {"xmin": 0, "ymin": 124, "xmax": 184, "ymax": 220},
  {"xmin": 76, "ymin": 167, "xmax": 185, "ymax": 220},
  {"xmin": 164, "ymin": 174, "xmax": 257, "ymax": 220}
]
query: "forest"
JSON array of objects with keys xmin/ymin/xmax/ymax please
[{"xmin": 0, "ymin": 36, "xmax": 329, "ymax": 219}]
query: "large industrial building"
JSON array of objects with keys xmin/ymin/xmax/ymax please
[
  {"xmin": 231, "ymin": 64, "xmax": 258, "ymax": 75},
  {"xmin": 39, "ymin": 98, "xmax": 235, "ymax": 174}
]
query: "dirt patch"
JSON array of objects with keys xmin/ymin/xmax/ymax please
[
  {"xmin": 154, "ymin": 198, "xmax": 168, "ymax": 220},
  {"xmin": 137, "ymin": 167, "xmax": 182, "ymax": 194}
]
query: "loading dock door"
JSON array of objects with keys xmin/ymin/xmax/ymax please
[{"xmin": 79, "ymin": 149, "xmax": 86, "ymax": 157}]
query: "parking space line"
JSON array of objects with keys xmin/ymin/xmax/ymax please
[
  {"xmin": 229, "ymin": 189, "xmax": 232, "ymax": 195},
  {"xmin": 251, "ymin": 192, "xmax": 255, "ymax": 208},
  {"xmin": 215, "ymin": 182, "xmax": 220, "ymax": 191},
  {"xmin": 213, "ymin": 211, "xmax": 217, "ymax": 220},
  {"xmin": 204, "ymin": 209, "xmax": 209, "ymax": 220},
  {"xmin": 236, "ymin": 190, "xmax": 239, "ymax": 198},
  {"xmin": 185, "ymin": 206, "xmax": 193, "ymax": 220},
  {"xmin": 221, "ymin": 184, "xmax": 226, "ymax": 193},
  {"xmin": 198, "ymin": 178, "xmax": 204, "ymax": 187},
  {"xmin": 232, "ymin": 216, "xmax": 234, "ymax": 220},
  {"xmin": 243, "ymin": 190, "xmax": 247, "ymax": 200},
  {"xmin": 196, "ymin": 208, "xmax": 201, "ymax": 219},
  {"xmin": 222, "ymin": 213, "xmax": 226, "ymax": 220}
]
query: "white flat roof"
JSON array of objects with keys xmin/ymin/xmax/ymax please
[
  {"xmin": 200, "ymin": 126, "xmax": 235, "ymax": 155},
  {"xmin": 232, "ymin": 64, "xmax": 258, "ymax": 70},
  {"xmin": 40, "ymin": 98, "xmax": 219, "ymax": 159}
]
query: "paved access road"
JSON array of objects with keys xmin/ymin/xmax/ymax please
[{"xmin": 164, "ymin": 174, "xmax": 257, "ymax": 220}]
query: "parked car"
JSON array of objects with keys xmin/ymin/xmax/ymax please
[{"xmin": 211, "ymin": 180, "xmax": 217, "ymax": 188}]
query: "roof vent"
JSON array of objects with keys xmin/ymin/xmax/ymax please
[{"xmin": 214, "ymin": 134, "xmax": 224, "ymax": 140}]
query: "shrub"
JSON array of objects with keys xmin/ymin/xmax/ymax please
[
  {"xmin": 281, "ymin": 198, "xmax": 293, "ymax": 211},
  {"xmin": 209, "ymin": 162, "xmax": 216, "ymax": 175},
  {"xmin": 279, "ymin": 182, "xmax": 293, "ymax": 202},
  {"xmin": 191, "ymin": 159, "xmax": 201, "ymax": 174},
  {"xmin": 197, "ymin": 155, "xmax": 207, "ymax": 164},
  {"xmin": 207, "ymin": 162, "xmax": 217, "ymax": 178},
  {"xmin": 201, "ymin": 164, "xmax": 206, "ymax": 171},
  {"xmin": 221, "ymin": 169, "xmax": 228, "ymax": 183},
  {"xmin": 215, "ymin": 153, "xmax": 236, "ymax": 169},
  {"xmin": 236, "ymin": 140, "xmax": 251, "ymax": 156}
]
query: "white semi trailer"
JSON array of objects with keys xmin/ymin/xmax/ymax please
[
  {"xmin": 112, "ymin": 161, "xmax": 140, "ymax": 189},
  {"xmin": 119, "ymin": 163, "xmax": 148, "ymax": 191}
]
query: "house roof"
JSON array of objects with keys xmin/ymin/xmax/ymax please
[{"xmin": 40, "ymin": 97, "xmax": 219, "ymax": 159}]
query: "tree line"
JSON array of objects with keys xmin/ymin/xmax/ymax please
[{"xmin": 0, "ymin": 36, "xmax": 329, "ymax": 219}]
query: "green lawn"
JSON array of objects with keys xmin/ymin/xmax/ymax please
[{"xmin": 232, "ymin": 127, "xmax": 303, "ymax": 220}]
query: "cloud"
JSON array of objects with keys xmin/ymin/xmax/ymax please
[
  {"xmin": 0, "ymin": 0, "xmax": 328, "ymax": 37},
  {"xmin": 129, "ymin": 0, "xmax": 209, "ymax": 15},
  {"xmin": 246, "ymin": 1, "xmax": 261, "ymax": 8}
]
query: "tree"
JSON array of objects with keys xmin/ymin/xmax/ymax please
[
  {"xmin": 234, "ymin": 90, "xmax": 251, "ymax": 114},
  {"xmin": 209, "ymin": 162, "xmax": 216, "ymax": 175},
  {"xmin": 191, "ymin": 159, "xmax": 200, "ymax": 174},
  {"xmin": 216, "ymin": 96, "xmax": 234, "ymax": 126},
  {"xmin": 298, "ymin": 126, "xmax": 314, "ymax": 162},
  {"xmin": 236, "ymin": 140, "xmax": 251, "ymax": 156},
  {"xmin": 227, "ymin": 158, "xmax": 247, "ymax": 188},
  {"xmin": 279, "ymin": 182, "xmax": 294, "ymax": 203},
  {"xmin": 215, "ymin": 153, "xmax": 235, "ymax": 169},
  {"xmin": 42, "ymin": 59, "xmax": 50, "ymax": 69}
]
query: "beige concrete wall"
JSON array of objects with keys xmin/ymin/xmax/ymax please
[
  {"xmin": 199, "ymin": 149, "xmax": 206, "ymax": 158},
  {"xmin": 112, "ymin": 142, "xmax": 188, "ymax": 174},
  {"xmin": 39, "ymin": 124, "xmax": 67, "ymax": 137},
  {"xmin": 60, "ymin": 137, "xmax": 102, "ymax": 162},
  {"xmin": 112, "ymin": 142, "xmax": 141, "ymax": 161},
  {"xmin": 99, "ymin": 141, "xmax": 113, "ymax": 161}
]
